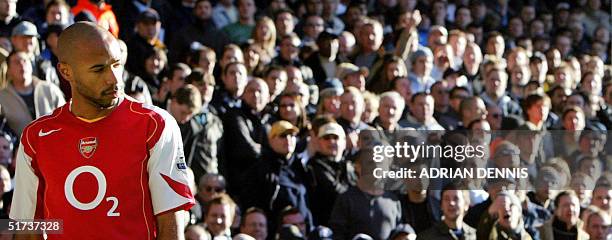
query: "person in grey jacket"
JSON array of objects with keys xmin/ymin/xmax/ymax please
[{"xmin": 0, "ymin": 51, "xmax": 65, "ymax": 137}]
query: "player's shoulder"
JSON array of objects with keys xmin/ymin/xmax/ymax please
[
  {"xmin": 124, "ymin": 97, "xmax": 175, "ymax": 126},
  {"xmin": 21, "ymin": 105, "xmax": 66, "ymax": 145},
  {"xmin": 24, "ymin": 105, "xmax": 66, "ymax": 132}
]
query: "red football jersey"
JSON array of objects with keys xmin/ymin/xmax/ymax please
[{"xmin": 10, "ymin": 97, "xmax": 195, "ymax": 239}]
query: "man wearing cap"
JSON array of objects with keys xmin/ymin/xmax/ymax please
[
  {"xmin": 242, "ymin": 120, "xmax": 313, "ymax": 235},
  {"xmin": 408, "ymin": 46, "xmax": 435, "ymax": 93},
  {"xmin": 306, "ymin": 121, "xmax": 349, "ymax": 226},
  {"xmin": 126, "ymin": 8, "xmax": 164, "ymax": 79},
  {"xmin": 304, "ymin": 30, "xmax": 341, "ymax": 86},
  {"xmin": 336, "ymin": 63, "xmax": 366, "ymax": 91},
  {"xmin": 10, "ymin": 21, "xmax": 48, "ymax": 80}
]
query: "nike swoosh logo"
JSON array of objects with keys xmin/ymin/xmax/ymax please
[{"xmin": 38, "ymin": 128, "xmax": 62, "ymax": 137}]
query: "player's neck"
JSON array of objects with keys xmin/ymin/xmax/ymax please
[{"xmin": 70, "ymin": 95, "xmax": 119, "ymax": 121}]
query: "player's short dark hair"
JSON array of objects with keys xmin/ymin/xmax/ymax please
[{"xmin": 240, "ymin": 207, "xmax": 266, "ymax": 227}]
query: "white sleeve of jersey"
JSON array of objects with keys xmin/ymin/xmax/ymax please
[
  {"xmin": 9, "ymin": 144, "xmax": 39, "ymax": 220},
  {"xmin": 148, "ymin": 111, "xmax": 194, "ymax": 215}
]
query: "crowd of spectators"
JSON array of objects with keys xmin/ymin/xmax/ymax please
[{"xmin": 0, "ymin": 0, "xmax": 610, "ymax": 239}]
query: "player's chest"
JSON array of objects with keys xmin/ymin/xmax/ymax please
[{"xmin": 34, "ymin": 125, "xmax": 150, "ymax": 183}]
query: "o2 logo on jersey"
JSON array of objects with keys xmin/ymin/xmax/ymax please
[
  {"xmin": 79, "ymin": 137, "xmax": 97, "ymax": 159},
  {"xmin": 64, "ymin": 166, "xmax": 120, "ymax": 216}
]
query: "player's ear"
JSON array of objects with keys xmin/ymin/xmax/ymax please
[{"xmin": 57, "ymin": 62, "xmax": 73, "ymax": 82}]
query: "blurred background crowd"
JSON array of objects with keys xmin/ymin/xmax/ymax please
[{"xmin": 0, "ymin": 0, "xmax": 610, "ymax": 239}]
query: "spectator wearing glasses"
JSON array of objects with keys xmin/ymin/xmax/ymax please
[{"xmin": 192, "ymin": 173, "xmax": 227, "ymax": 223}]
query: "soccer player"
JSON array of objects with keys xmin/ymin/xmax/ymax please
[{"xmin": 10, "ymin": 22, "xmax": 195, "ymax": 239}]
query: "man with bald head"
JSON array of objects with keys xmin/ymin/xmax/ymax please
[{"xmin": 10, "ymin": 22, "xmax": 195, "ymax": 240}]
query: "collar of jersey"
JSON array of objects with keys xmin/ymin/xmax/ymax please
[{"xmin": 69, "ymin": 97, "xmax": 125, "ymax": 123}]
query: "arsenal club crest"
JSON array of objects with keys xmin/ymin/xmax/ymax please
[{"xmin": 79, "ymin": 137, "xmax": 97, "ymax": 158}]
